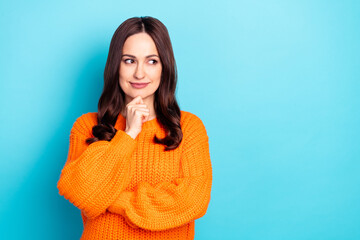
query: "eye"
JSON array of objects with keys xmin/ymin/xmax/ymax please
[
  {"xmin": 123, "ymin": 58, "xmax": 134, "ymax": 64},
  {"xmin": 149, "ymin": 59, "xmax": 158, "ymax": 64}
]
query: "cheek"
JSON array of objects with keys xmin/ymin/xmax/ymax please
[
  {"xmin": 119, "ymin": 67, "xmax": 130, "ymax": 78},
  {"xmin": 119, "ymin": 62, "xmax": 135, "ymax": 73},
  {"xmin": 149, "ymin": 66, "xmax": 162, "ymax": 79},
  {"xmin": 119, "ymin": 71, "xmax": 129, "ymax": 88}
]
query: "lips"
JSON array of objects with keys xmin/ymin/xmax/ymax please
[{"xmin": 130, "ymin": 82, "xmax": 149, "ymax": 89}]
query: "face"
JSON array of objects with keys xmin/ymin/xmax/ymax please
[{"xmin": 119, "ymin": 32, "xmax": 162, "ymax": 105}]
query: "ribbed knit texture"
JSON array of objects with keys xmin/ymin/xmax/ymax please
[{"xmin": 57, "ymin": 110, "xmax": 213, "ymax": 240}]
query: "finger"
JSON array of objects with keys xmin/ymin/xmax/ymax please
[
  {"xmin": 133, "ymin": 95, "xmax": 143, "ymax": 105},
  {"xmin": 135, "ymin": 110, "xmax": 150, "ymax": 122},
  {"xmin": 127, "ymin": 108, "xmax": 150, "ymax": 119},
  {"xmin": 142, "ymin": 113, "xmax": 149, "ymax": 123},
  {"xmin": 126, "ymin": 96, "xmax": 142, "ymax": 107},
  {"xmin": 135, "ymin": 110, "xmax": 150, "ymax": 117},
  {"xmin": 128, "ymin": 105, "xmax": 150, "ymax": 113},
  {"xmin": 127, "ymin": 104, "xmax": 148, "ymax": 108},
  {"xmin": 140, "ymin": 112, "xmax": 150, "ymax": 123},
  {"xmin": 126, "ymin": 104, "xmax": 148, "ymax": 112}
]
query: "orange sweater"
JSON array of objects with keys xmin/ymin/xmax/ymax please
[{"xmin": 57, "ymin": 110, "xmax": 213, "ymax": 239}]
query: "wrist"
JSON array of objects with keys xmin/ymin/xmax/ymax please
[{"xmin": 125, "ymin": 129, "xmax": 137, "ymax": 139}]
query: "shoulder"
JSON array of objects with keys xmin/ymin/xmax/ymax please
[
  {"xmin": 71, "ymin": 112, "xmax": 98, "ymax": 136},
  {"xmin": 180, "ymin": 110, "xmax": 204, "ymax": 126},
  {"xmin": 180, "ymin": 110, "xmax": 208, "ymax": 138}
]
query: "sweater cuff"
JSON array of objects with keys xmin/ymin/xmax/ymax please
[{"xmin": 110, "ymin": 129, "xmax": 137, "ymax": 154}]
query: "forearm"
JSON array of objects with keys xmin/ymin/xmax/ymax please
[{"xmin": 57, "ymin": 129, "xmax": 137, "ymax": 219}]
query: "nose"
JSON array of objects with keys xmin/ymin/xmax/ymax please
[{"xmin": 134, "ymin": 62, "xmax": 145, "ymax": 79}]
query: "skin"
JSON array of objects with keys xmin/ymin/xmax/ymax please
[{"xmin": 118, "ymin": 32, "xmax": 162, "ymax": 139}]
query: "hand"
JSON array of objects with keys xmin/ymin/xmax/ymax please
[{"xmin": 124, "ymin": 96, "xmax": 150, "ymax": 139}]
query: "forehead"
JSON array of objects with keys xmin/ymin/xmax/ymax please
[{"xmin": 122, "ymin": 32, "xmax": 158, "ymax": 56}]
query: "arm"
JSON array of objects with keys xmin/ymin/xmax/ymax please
[
  {"xmin": 57, "ymin": 113, "xmax": 137, "ymax": 219},
  {"xmin": 107, "ymin": 116, "xmax": 213, "ymax": 231}
]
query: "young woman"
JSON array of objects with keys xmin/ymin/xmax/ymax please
[{"xmin": 57, "ymin": 16, "xmax": 213, "ymax": 239}]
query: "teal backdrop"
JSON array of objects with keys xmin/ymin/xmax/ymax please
[{"xmin": 0, "ymin": 0, "xmax": 359, "ymax": 239}]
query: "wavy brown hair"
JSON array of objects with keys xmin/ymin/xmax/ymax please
[{"xmin": 86, "ymin": 16, "xmax": 182, "ymax": 151}]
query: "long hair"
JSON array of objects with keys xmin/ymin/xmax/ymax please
[{"xmin": 86, "ymin": 16, "xmax": 182, "ymax": 151}]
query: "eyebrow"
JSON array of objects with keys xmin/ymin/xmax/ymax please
[{"xmin": 121, "ymin": 54, "xmax": 159, "ymax": 58}]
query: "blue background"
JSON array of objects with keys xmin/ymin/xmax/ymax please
[{"xmin": 1, "ymin": 0, "xmax": 359, "ymax": 239}]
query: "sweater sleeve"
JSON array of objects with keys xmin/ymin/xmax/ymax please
[
  {"xmin": 57, "ymin": 113, "xmax": 137, "ymax": 219},
  {"xmin": 107, "ymin": 116, "xmax": 213, "ymax": 231}
]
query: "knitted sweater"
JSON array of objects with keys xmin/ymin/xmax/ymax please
[{"xmin": 57, "ymin": 110, "xmax": 213, "ymax": 239}]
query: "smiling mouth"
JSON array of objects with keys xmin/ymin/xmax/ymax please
[{"xmin": 130, "ymin": 82, "xmax": 149, "ymax": 89}]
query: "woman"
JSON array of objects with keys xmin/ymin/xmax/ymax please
[{"xmin": 57, "ymin": 16, "xmax": 213, "ymax": 240}]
